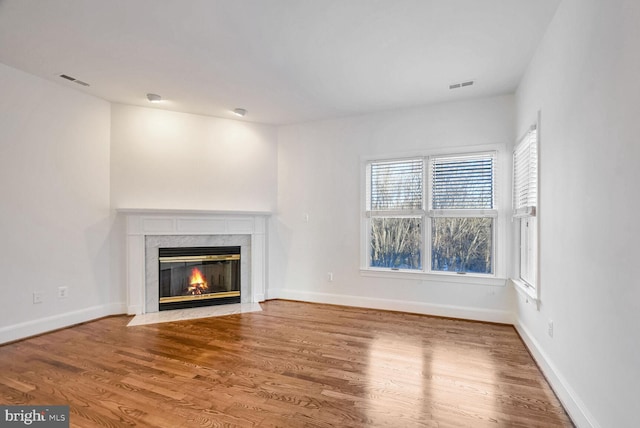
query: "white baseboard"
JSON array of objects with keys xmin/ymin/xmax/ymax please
[
  {"xmin": 274, "ymin": 289, "xmax": 513, "ymax": 324},
  {"xmin": 264, "ymin": 288, "xmax": 280, "ymax": 301},
  {"xmin": 0, "ymin": 302, "xmax": 127, "ymax": 345},
  {"xmin": 515, "ymin": 320, "xmax": 600, "ymax": 428},
  {"xmin": 127, "ymin": 304, "xmax": 142, "ymax": 315}
]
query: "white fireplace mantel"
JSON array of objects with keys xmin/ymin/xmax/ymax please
[{"xmin": 119, "ymin": 209, "xmax": 270, "ymax": 315}]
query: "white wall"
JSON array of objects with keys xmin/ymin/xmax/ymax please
[
  {"xmin": 0, "ymin": 62, "xmax": 115, "ymax": 343},
  {"xmin": 110, "ymin": 104, "xmax": 278, "ymax": 212},
  {"xmin": 515, "ymin": 0, "xmax": 640, "ymax": 426},
  {"xmin": 109, "ymin": 104, "xmax": 278, "ymax": 311},
  {"xmin": 272, "ymin": 95, "xmax": 515, "ymax": 322}
]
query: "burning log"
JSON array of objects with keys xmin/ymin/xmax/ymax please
[{"xmin": 185, "ymin": 267, "xmax": 208, "ymax": 295}]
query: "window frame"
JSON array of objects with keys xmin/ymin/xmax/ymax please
[
  {"xmin": 428, "ymin": 152, "xmax": 498, "ymax": 275},
  {"xmin": 361, "ymin": 145, "xmax": 507, "ymax": 285},
  {"xmin": 511, "ymin": 122, "xmax": 539, "ymax": 301},
  {"xmin": 365, "ymin": 157, "xmax": 426, "ymax": 271},
  {"xmin": 519, "ymin": 216, "xmax": 537, "ymax": 287}
]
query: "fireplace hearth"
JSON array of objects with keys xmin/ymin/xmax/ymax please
[{"xmin": 159, "ymin": 246, "xmax": 241, "ymax": 311}]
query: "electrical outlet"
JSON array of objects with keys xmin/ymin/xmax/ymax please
[
  {"xmin": 33, "ymin": 291, "xmax": 44, "ymax": 304},
  {"xmin": 548, "ymin": 320, "xmax": 554, "ymax": 338},
  {"xmin": 58, "ymin": 286, "xmax": 69, "ymax": 299},
  {"xmin": 327, "ymin": 272, "xmax": 333, "ymax": 282}
]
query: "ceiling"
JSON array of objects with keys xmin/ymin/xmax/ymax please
[{"xmin": 0, "ymin": 0, "xmax": 560, "ymax": 125}]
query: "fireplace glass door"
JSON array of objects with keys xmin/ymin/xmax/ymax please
[{"xmin": 158, "ymin": 246, "xmax": 240, "ymax": 311}]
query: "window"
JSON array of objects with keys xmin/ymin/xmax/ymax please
[
  {"xmin": 367, "ymin": 159, "xmax": 424, "ymax": 270},
  {"xmin": 365, "ymin": 151, "xmax": 497, "ymax": 276},
  {"xmin": 513, "ymin": 125, "xmax": 538, "ymax": 291},
  {"xmin": 429, "ymin": 153, "xmax": 496, "ymax": 274}
]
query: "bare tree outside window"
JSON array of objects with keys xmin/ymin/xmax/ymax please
[
  {"xmin": 431, "ymin": 217, "xmax": 492, "ymax": 273},
  {"xmin": 370, "ymin": 217, "xmax": 422, "ymax": 269}
]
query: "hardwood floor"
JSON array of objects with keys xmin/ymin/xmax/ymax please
[{"xmin": 0, "ymin": 300, "xmax": 573, "ymax": 427}]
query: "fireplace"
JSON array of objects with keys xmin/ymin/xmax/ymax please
[
  {"xmin": 158, "ymin": 246, "xmax": 241, "ymax": 311},
  {"xmin": 120, "ymin": 209, "xmax": 268, "ymax": 315}
]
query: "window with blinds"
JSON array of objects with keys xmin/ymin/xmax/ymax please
[
  {"xmin": 513, "ymin": 126, "xmax": 538, "ymax": 217},
  {"xmin": 368, "ymin": 159, "xmax": 424, "ymax": 211},
  {"xmin": 429, "ymin": 152, "xmax": 496, "ymax": 274},
  {"xmin": 365, "ymin": 150, "xmax": 498, "ymax": 275},
  {"xmin": 512, "ymin": 123, "xmax": 539, "ymax": 292},
  {"xmin": 367, "ymin": 158, "xmax": 424, "ymax": 270},
  {"xmin": 430, "ymin": 153, "xmax": 495, "ymax": 210}
]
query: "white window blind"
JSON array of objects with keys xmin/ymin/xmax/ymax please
[
  {"xmin": 513, "ymin": 126, "xmax": 538, "ymax": 217},
  {"xmin": 368, "ymin": 159, "xmax": 423, "ymax": 211},
  {"xmin": 430, "ymin": 153, "xmax": 495, "ymax": 210}
]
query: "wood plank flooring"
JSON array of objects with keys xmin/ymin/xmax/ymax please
[{"xmin": 0, "ymin": 300, "xmax": 573, "ymax": 427}]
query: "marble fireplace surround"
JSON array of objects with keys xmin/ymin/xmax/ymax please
[{"xmin": 120, "ymin": 209, "xmax": 269, "ymax": 315}]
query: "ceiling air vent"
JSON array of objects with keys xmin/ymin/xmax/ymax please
[
  {"xmin": 449, "ymin": 80, "xmax": 474, "ymax": 90},
  {"xmin": 59, "ymin": 74, "xmax": 90, "ymax": 87}
]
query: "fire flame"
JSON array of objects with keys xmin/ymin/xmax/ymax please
[{"xmin": 187, "ymin": 267, "xmax": 208, "ymax": 295}]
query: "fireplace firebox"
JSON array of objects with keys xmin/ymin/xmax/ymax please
[{"xmin": 158, "ymin": 246, "xmax": 240, "ymax": 311}]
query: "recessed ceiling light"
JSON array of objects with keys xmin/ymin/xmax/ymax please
[
  {"xmin": 146, "ymin": 93, "xmax": 162, "ymax": 103},
  {"xmin": 232, "ymin": 108, "xmax": 247, "ymax": 117}
]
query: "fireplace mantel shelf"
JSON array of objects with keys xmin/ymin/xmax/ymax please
[{"xmin": 117, "ymin": 208, "xmax": 271, "ymax": 216}]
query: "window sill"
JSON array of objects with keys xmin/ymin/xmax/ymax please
[
  {"xmin": 360, "ymin": 268, "xmax": 506, "ymax": 287},
  {"xmin": 510, "ymin": 278, "xmax": 539, "ymax": 303}
]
